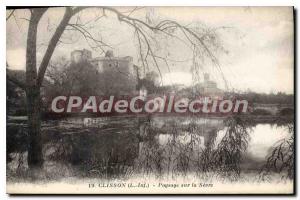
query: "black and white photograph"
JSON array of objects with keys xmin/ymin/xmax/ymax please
[{"xmin": 5, "ymin": 6, "xmax": 295, "ymax": 194}]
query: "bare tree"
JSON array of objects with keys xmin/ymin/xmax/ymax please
[{"xmin": 7, "ymin": 7, "xmax": 226, "ymax": 168}]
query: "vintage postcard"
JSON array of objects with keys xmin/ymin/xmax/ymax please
[{"xmin": 6, "ymin": 6, "xmax": 294, "ymax": 194}]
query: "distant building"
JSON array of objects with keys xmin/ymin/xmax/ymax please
[
  {"xmin": 70, "ymin": 49, "xmax": 139, "ymax": 96},
  {"xmin": 91, "ymin": 50, "xmax": 135, "ymax": 78},
  {"xmin": 195, "ymin": 73, "xmax": 223, "ymax": 99},
  {"xmin": 71, "ymin": 49, "xmax": 136, "ymax": 79},
  {"xmin": 139, "ymin": 85, "xmax": 147, "ymax": 99}
]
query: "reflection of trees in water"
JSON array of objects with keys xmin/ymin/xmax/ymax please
[
  {"xmin": 211, "ymin": 117, "xmax": 251, "ymax": 181},
  {"xmin": 137, "ymin": 118, "xmax": 168, "ymax": 177},
  {"xmin": 38, "ymin": 116, "xmax": 254, "ymax": 181},
  {"xmin": 259, "ymin": 123, "xmax": 294, "ymax": 181},
  {"xmin": 7, "ymin": 116, "xmax": 293, "ymax": 182},
  {"xmin": 72, "ymin": 132, "xmax": 139, "ymax": 179},
  {"xmin": 137, "ymin": 116, "xmax": 253, "ymax": 181}
]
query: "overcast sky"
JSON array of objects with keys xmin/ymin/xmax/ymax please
[{"xmin": 6, "ymin": 7, "xmax": 294, "ymax": 94}]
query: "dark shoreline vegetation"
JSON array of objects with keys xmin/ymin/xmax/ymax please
[
  {"xmin": 7, "ymin": 113, "xmax": 294, "ymax": 183},
  {"xmin": 7, "ymin": 71, "xmax": 294, "ymax": 182},
  {"xmin": 7, "ymin": 68, "xmax": 295, "ymax": 183}
]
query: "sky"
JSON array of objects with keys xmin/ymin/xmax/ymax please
[{"xmin": 6, "ymin": 7, "xmax": 294, "ymax": 94}]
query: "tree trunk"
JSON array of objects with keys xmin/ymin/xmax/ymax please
[
  {"xmin": 24, "ymin": 7, "xmax": 79, "ymax": 168},
  {"xmin": 27, "ymin": 87, "xmax": 43, "ymax": 168},
  {"xmin": 26, "ymin": 9, "xmax": 46, "ymax": 168}
]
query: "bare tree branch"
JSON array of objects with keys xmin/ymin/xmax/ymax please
[
  {"xmin": 37, "ymin": 7, "xmax": 74, "ymax": 87},
  {"xmin": 6, "ymin": 10, "xmax": 15, "ymax": 21},
  {"xmin": 17, "ymin": 6, "xmax": 227, "ymax": 89}
]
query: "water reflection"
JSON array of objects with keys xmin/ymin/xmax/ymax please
[{"xmin": 7, "ymin": 115, "xmax": 294, "ymax": 181}]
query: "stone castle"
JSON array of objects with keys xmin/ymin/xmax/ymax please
[
  {"xmin": 70, "ymin": 49, "xmax": 137, "ymax": 79},
  {"xmin": 70, "ymin": 49, "xmax": 222, "ymax": 97},
  {"xmin": 70, "ymin": 49, "xmax": 139, "ymax": 96}
]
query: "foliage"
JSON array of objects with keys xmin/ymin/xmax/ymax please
[{"xmin": 259, "ymin": 124, "xmax": 294, "ymax": 181}]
